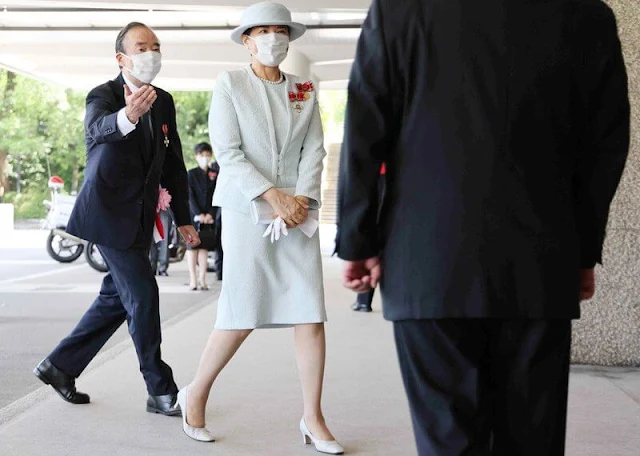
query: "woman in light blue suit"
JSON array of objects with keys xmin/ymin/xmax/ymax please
[{"xmin": 176, "ymin": 3, "xmax": 343, "ymax": 454}]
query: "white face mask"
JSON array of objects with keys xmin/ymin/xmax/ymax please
[
  {"xmin": 246, "ymin": 33, "xmax": 289, "ymax": 68},
  {"xmin": 196, "ymin": 156, "xmax": 211, "ymax": 168},
  {"xmin": 121, "ymin": 51, "xmax": 162, "ymax": 84}
]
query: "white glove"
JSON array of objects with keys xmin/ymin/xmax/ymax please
[
  {"xmin": 263, "ymin": 219, "xmax": 274, "ymax": 240},
  {"xmin": 272, "ymin": 218, "xmax": 280, "ymax": 243},
  {"xmin": 273, "ymin": 217, "xmax": 288, "ymax": 242},
  {"xmin": 262, "ymin": 217, "xmax": 288, "ymax": 243}
]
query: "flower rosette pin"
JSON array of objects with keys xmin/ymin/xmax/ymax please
[
  {"xmin": 153, "ymin": 186, "xmax": 172, "ymax": 242},
  {"xmin": 289, "ymin": 81, "xmax": 314, "ymax": 113},
  {"xmin": 296, "ymin": 82, "xmax": 314, "ymax": 93},
  {"xmin": 157, "ymin": 186, "xmax": 172, "ymax": 212}
]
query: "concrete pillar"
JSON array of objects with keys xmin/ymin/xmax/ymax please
[
  {"xmin": 0, "ymin": 204, "xmax": 14, "ymax": 232},
  {"xmin": 281, "ymin": 49, "xmax": 335, "ymax": 222},
  {"xmin": 280, "ymin": 48, "xmax": 311, "ymax": 79},
  {"xmin": 571, "ymin": 0, "xmax": 640, "ymax": 366}
]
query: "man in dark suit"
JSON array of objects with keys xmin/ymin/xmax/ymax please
[
  {"xmin": 336, "ymin": 1, "xmax": 630, "ymax": 454},
  {"xmin": 34, "ymin": 22, "xmax": 200, "ymax": 416}
]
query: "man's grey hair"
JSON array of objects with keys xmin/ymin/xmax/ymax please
[{"xmin": 115, "ymin": 22, "xmax": 149, "ymax": 54}]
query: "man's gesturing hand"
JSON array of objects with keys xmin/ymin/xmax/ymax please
[
  {"xmin": 178, "ymin": 225, "xmax": 200, "ymax": 248},
  {"xmin": 342, "ymin": 257, "xmax": 382, "ymax": 293},
  {"xmin": 124, "ymin": 85, "xmax": 157, "ymax": 124}
]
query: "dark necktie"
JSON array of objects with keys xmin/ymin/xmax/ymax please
[
  {"xmin": 142, "ymin": 111, "xmax": 154, "ymax": 165},
  {"xmin": 147, "ymin": 108, "xmax": 154, "ymax": 140}
]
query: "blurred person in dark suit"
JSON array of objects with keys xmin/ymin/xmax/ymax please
[{"xmin": 336, "ymin": 0, "xmax": 630, "ymax": 454}]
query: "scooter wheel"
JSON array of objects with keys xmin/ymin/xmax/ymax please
[
  {"xmin": 46, "ymin": 230, "xmax": 84, "ymax": 263},
  {"xmin": 85, "ymin": 242, "xmax": 109, "ymax": 273}
]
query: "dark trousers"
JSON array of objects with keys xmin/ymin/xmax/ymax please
[
  {"xmin": 393, "ymin": 319, "xmax": 572, "ymax": 456},
  {"xmin": 49, "ymin": 245, "xmax": 177, "ymax": 396},
  {"xmin": 149, "ymin": 210, "xmax": 171, "ymax": 274},
  {"xmin": 357, "ymin": 289, "xmax": 375, "ymax": 306}
]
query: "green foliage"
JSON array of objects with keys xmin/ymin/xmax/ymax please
[
  {"xmin": 0, "ymin": 69, "xmax": 348, "ymax": 220},
  {"xmin": 0, "ymin": 70, "xmax": 85, "ymax": 193},
  {"xmin": 2, "ymin": 188, "xmax": 49, "ymax": 220},
  {"xmin": 173, "ymin": 91, "xmax": 212, "ymax": 168},
  {"xmin": 0, "ymin": 70, "xmax": 214, "ymax": 195},
  {"xmin": 319, "ymin": 90, "xmax": 348, "ymax": 143},
  {"xmin": 1, "ymin": 190, "xmax": 15, "ymax": 204}
]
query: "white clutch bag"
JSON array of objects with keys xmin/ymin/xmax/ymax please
[{"xmin": 250, "ymin": 188, "xmax": 319, "ymax": 238}]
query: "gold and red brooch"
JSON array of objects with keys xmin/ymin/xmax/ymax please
[{"xmin": 289, "ymin": 81, "xmax": 314, "ymax": 113}]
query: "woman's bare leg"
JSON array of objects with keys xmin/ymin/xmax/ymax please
[
  {"xmin": 295, "ymin": 323, "xmax": 335, "ymax": 440},
  {"xmin": 186, "ymin": 250, "xmax": 198, "ymax": 289},
  {"xmin": 186, "ymin": 329, "xmax": 253, "ymax": 427},
  {"xmin": 197, "ymin": 249, "xmax": 209, "ymax": 287}
]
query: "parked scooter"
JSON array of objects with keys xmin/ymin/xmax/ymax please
[
  {"xmin": 43, "ymin": 176, "xmax": 108, "ymax": 272},
  {"xmin": 43, "ymin": 176, "xmax": 82, "ymax": 262}
]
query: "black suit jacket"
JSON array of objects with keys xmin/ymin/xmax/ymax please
[
  {"xmin": 66, "ymin": 74, "xmax": 190, "ymax": 249},
  {"xmin": 336, "ymin": 0, "xmax": 630, "ymax": 320},
  {"xmin": 187, "ymin": 167, "xmax": 217, "ymax": 221}
]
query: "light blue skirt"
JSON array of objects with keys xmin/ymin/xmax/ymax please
[{"xmin": 214, "ymin": 208, "xmax": 327, "ymax": 329}]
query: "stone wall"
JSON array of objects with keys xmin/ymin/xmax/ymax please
[
  {"xmin": 319, "ymin": 143, "xmax": 341, "ymax": 224},
  {"xmin": 571, "ymin": 0, "xmax": 640, "ymax": 366}
]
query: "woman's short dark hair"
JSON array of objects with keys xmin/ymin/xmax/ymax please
[{"xmin": 194, "ymin": 142, "xmax": 213, "ymax": 155}]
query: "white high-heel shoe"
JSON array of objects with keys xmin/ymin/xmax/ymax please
[
  {"xmin": 176, "ymin": 386, "xmax": 215, "ymax": 442},
  {"xmin": 300, "ymin": 418, "xmax": 344, "ymax": 454}
]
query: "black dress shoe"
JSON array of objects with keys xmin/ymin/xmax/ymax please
[
  {"xmin": 351, "ymin": 302, "xmax": 373, "ymax": 312},
  {"xmin": 158, "ymin": 271, "xmax": 169, "ymax": 277},
  {"xmin": 33, "ymin": 358, "xmax": 90, "ymax": 404},
  {"xmin": 147, "ymin": 393, "xmax": 181, "ymax": 417}
]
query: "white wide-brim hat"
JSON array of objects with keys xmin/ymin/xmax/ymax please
[{"xmin": 231, "ymin": 2, "xmax": 307, "ymax": 45}]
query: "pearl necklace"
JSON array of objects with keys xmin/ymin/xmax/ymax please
[{"xmin": 257, "ymin": 72, "xmax": 284, "ymax": 85}]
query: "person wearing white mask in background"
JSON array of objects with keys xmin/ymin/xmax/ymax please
[
  {"xmin": 176, "ymin": 3, "xmax": 343, "ymax": 454},
  {"xmin": 34, "ymin": 22, "xmax": 199, "ymax": 417},
  {"xmin": 186, "ymin": 142, "xmax": 217, "ymax": 291}
]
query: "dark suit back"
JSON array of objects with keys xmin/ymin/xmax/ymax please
[
  {"xmin": 337, "ymin": 0, "xmax": 630, "ymax": 319},
  {"xmin": 67, "ymin": 74, "xmax": 190, "ymax": 249}
]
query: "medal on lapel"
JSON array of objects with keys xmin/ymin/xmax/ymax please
[
  {"xmin": 289, "ymin": 81, "xmax": 314, "ymax": 114},
  {"xmin": 162, "ymin": 124, "xmax": 170, "ymax": 148}
]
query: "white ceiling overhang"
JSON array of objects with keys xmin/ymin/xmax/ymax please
[{"xmin": 0, "ymin": 0, "xmax": 368, "ymax": 90}]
